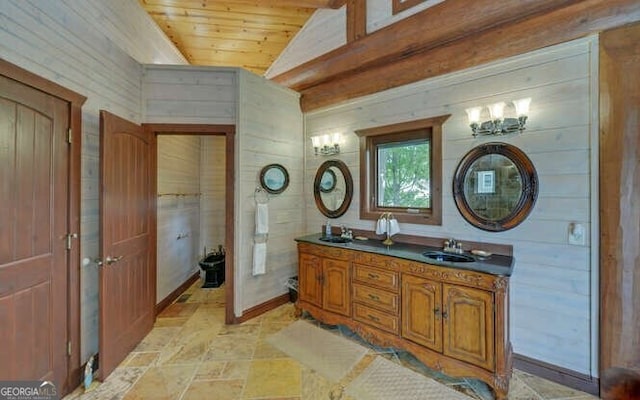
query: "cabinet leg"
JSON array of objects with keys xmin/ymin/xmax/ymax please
[
  {"xmin": 492, "ymin": 373, "xmax": 511, "ymax": 400},
  {"xmin": 293, "ymin": 302, "xmax": 303, "ymax": 318}
]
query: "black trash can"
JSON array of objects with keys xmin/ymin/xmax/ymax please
[
  {"xmin": 286, "ymin": 276, "xmax": 298, "ymax": 303},
  {"xmin": 199, "ymin": 251, "xmax": 225, "ymax": 288}
]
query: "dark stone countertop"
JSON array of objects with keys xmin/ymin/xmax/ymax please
[{"xmin": 295, "ymin": 233, "xmax": 514, "ymax": 277}]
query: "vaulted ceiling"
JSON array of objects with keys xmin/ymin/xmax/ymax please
[{"xmin": 139, "ymin": 0, "xmax": 344, "ymax": 75}]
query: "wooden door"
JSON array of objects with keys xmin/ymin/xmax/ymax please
[
  {"xmin": 401, "ymin": 274, "xmax": 442, "ymax": 352},
  {"xmin": 99, "ymin": 111, "xmax": 155, "ymax": 379},
  {"xmin": 0, "ymin": 75, "xmax": 70, "ymax": 388},
  {"xmin": 322, "ymin": 258, "xmax": 351, "ymax": 316},
  {"xmin": 298, "ymin": 252, "xmax": 322, "ymax": 307},
  {"xmin": 442, "ymin": 284, "xmax": 494, "ymax": 371}
]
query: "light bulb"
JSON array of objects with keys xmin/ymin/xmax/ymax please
[
  {"xmin": 465, "ymin": 107, "xmax": 483, "ymax": 124},
  {"xmin": 331, "ymin": 132, "xmax": 341, "ymax": 145},
  {"xmin": 311, "ymin": 136, "xmax": 321, "ymax": 148},
  {"xmin": 513, "ymin": 98, "xmax": 531, "ymax": 117},
  {"xmin": 488, "ymin": 102, "xmax": 506, "ymax": 120},
  {"xmin": 322, "ymin": 134, "xmax": 331, "ymax": 146}
]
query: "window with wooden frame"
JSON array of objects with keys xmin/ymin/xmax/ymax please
[
  {"xmin": 356, "ymin": 115, "xmax": 449, "ymax": 225},
  {"xmin": 392, "ymin": 0, "xmax": 427, "ymax": 15}
]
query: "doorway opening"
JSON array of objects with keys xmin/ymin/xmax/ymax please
[{"xmin": 145, "ymin": 124, "xmax": 236, "ymax": 324}]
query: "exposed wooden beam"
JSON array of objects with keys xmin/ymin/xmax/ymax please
[
  {"xmin": 272, "ymin": 0, "xmax": 583, "ymax": 91},
  {"xmin": 281, "ymin": 0, "xmax": 640, "ymax": 112},
  {"xmin": 346, "ymin": 0, "xmax": 366, "ymax": 42},
  {"xmin": 599, "ymin": 20, "xmax": 640, "ymax": 376},
  {"xmin": 216, "ymin": 0, "xmax": 346, "ymax": 9}
]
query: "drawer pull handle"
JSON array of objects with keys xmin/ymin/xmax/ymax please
[
  {"xmin": 434, "ymin": 307, "xmax": 441, "ymax": 317},
  {"xmin": 367, "ymin": 273, "xmax": 380, "ymax": 279},
  {"xmin": 368, "ymin": 314, "xmax": 380, "ymax": 322},
  {"xmin": 368, "ymin": 294, "xmax": 381, "ymax": 301}
]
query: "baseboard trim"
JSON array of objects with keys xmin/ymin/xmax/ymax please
[
  {"xmin": 155, "ymin": 272, "xmax": 200, "ymax": 316},
  {"xmin": 513, "ymin": 353, "xmax": 599, "ymax": 396},
  {"xmin": 234, "ymin": 293, "xmax": 290, "ymax": 324}
]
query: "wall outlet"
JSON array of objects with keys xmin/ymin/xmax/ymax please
[{"xmin": 568, "ymin": 223, "xmax": 586, "ymax": 245}]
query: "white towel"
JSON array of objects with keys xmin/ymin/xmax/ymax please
[
  {"xmin": 252, "ymin": 242, "xmax": 267, "ymax": 276},
  {"xmin": 255, "ymin": 203, "xmax": 269, "ymax": 235},
  {"xmin": 389, "ymin": 218, "xmax": 400, "ymax": 236},
  {"xmin": 375, "ymin": 217, "xmax": 386, "ymax": 235}
]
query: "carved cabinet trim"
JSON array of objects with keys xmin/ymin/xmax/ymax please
[{"xmin": 296, "ymin": 242, "xmax": 512, "ymax": 400}]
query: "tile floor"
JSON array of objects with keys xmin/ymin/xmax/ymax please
[{"xmin": 64, "ymin": 280, "xmax": 600, "ymax": 400}]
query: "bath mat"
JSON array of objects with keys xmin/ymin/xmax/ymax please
[
  {"xmin": 345, "ymin": 356, "xmax": 474, "ymax": 400},
  {"xmin": 266, "ymin": 320, "xmax": 368, "ymax": 382}
]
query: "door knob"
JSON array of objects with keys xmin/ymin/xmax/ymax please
[
  {"xmin": 95, "ymin": 255, "xmax": 124, "ymax": 266},
  {"xmin": 106, "ymin": 255, "xmax": 123, "ymax": 265}
]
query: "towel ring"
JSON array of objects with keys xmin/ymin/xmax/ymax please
[{"xmin": 254, "ymin": 186, "xmax": 269, "ymax": 204}]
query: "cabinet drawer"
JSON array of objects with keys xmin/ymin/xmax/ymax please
[
  {"xmin": 353, "ymin": 283, "xmax": 399, "ymax": 314},
  {"xmin": 298, "ymin": 243, "xmax": 351, "ymax": 260},
  {"xmin": 353, "ymin": 264, "xmax": 399, "ymax": 292},
  {"xmin": 353, "ymin": 303, "xmax": 399, "ymax": 335}
]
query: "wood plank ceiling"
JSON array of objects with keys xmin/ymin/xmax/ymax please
[{"xmin": 139, "ymin": 0, "xmax": 343, "ymax": 75}]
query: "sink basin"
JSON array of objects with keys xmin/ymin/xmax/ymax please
[
  {"xmin": 423, "ymin": 251, "xmax": 475, "ymax": 263},
  {"xmin": 319, "ymin": 236, "xmax": 352, "ymax": 244}
]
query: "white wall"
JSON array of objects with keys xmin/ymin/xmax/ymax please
[
  {"xmin": 366, "ymin": 0, "xmax": 444, "ymax": 32},
  {"xmin": 266, "ymin": 0, "xmax": 444, "ymax": 79},
  {"xmin": 156, "ymin": 136, "xmax": 202, "ymax": 302},
  {"xmin": 235, "ymin": 70, "xmax": 305, "ymax": 315},
  {"xmin": 0, "ymin": 0, "xmax": 185, "ymax": 362},
  {"xmin": 143, "ymin": 66, "xmax": 305, "ymax": 318},
  {"xmin": 304, "ymin": 38, "xmax": 599, "ymax": 376},
  {"xmin": 265, "ymin": 7, "xmax": 346, "ymax": 78},
  {"xmin": 200, "ymin": 136, "xmax": 227, "ymax": 254},
  {"xmin": 142, "ymin": 66, "xmax": 237, "ymax": 125}
]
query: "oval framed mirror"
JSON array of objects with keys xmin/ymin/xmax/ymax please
[
  {"xmin": 314, "ymin": 159, "xmax": 353, "ymax": 218},
  {"xmin": 319, "ymin": 169, "xmax": 337, "ymax": 193},
  {"xmin": 453, "ymin": 142, "xmax": 538, "ymax": 232},
  {"xmin": 260, "ymin": 163, "xmax": 289, "ymax": 194}
]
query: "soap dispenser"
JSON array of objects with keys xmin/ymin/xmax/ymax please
[{"xmin": 325, "ymin": 220, "xmax": 332, "ymax": 237}]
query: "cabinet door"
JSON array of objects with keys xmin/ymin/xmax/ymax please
[
  {"xmin": 322, "ymin": 258, "xmax": 351, "ymax": 316},
  {"xmin": 442, "ymin": 284, "xmax": 494, "ymax": 371},
  {"xmin": 299, "ymin": 253, "xmax": 322, "ymax": 307},
  {"xmin": 401, "ymin": 274, "xmax": 442, "ymax": 352}
]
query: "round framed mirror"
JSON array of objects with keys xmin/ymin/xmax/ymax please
[
  {"xmin": 314, "ymin": 160, "xmax": 353, "ymax": 218},
  {"xmin": 319, "ymin": 169, "xmax": 337, "ymax": 193},
  {"xmin": 259, "ymin": 164, "xmax": 289, "ymax": 194},
  {"xmin": 453, "ymin": 142, "xmax": 538, "ymax": 231}
]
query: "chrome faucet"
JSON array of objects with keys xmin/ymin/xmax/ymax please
[
  {"xmin": 340, "ymin": 225, "xmax": 353, "ymax": 239},
  {"xmin": 443, "ymin": 238, "xmax": 463, "ymax": 254}
]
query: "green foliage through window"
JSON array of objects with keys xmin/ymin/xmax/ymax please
[{"xmin": 377, "ymin": 139, "xmax": 431, "ymax": 209}]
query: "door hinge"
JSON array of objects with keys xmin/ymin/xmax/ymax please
[
  {"xmin": 67, "ymin": 128, "xmax": 72, "ymax": 144},
  {"xmin": 67, "ymin": 341, "xmax": 72, "ymax": 356},
  {"xmin": 66, "ymin": 233, "xmax": 78, "ymax": 250}
]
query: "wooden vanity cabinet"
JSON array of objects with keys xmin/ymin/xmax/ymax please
[
  {"xmin": 401, "ymin": 274, "xmax": 443, "ymax": 352},
  {"xmin": 296, "ymin": 242, "xmax": 512, "ymax": 400},
  {"xmin": 297, "ymin": 243, "xmax": 351, "ymax": 317},
  {"xmin": 402, "ymin": 275, "xmax": 495, "ymax": 371}
]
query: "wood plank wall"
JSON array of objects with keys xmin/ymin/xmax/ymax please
[
  {"xmin": 156, "ymin": 135, "xmax": 202, "ymax": 303},
  {"xmin": 304, "ymin": 38, "xmax": 598, "ymax": 375},
  {"xmin": 0, "ymin": 0, "xmax": 185, "ymax": 363},
  {"xmin": 265, "ymin": 8, "xmax": 346, "ymax": 78},
  {"xmin": 142, "ymin": 66, "xmax": 237, "ymax": 125},
  {"xmin": 143, "ymin": 66, "xmax": 305, "ymax": 318},
  {"xmin": 200, "ymin": 136, "xmax": 227, "ymax": 255},
  {"xmin": 266, "ymin": 0, "xmax": 439, "ymax": 79},
  {"xmin": 236, "ymin": 70, "xmax": 305, "ymax": 316}
]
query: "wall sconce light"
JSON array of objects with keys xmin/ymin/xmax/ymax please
[
  {"xmin": 311, "ymin": 133, "xmax": 341, "ymax": 156},
  {"xmin": 466, "ymin": 98, "xmax": 531, "ymax": 137}
]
